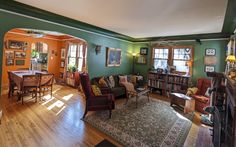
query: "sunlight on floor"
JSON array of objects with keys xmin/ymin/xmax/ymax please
[
  {"xmin": 62, "ymin": 94, "xmax": 73, "ymax": 101},
  {"xmin": 47, "ymin": 100, "xmax": 64, "ymax": 110},
  {"xmin": 173, "ymin": 110, "xmax": 189, "ymax": 121},
  {"xmin": 56, "ymin": 105, "xmax": 66, "ymax": 115}
]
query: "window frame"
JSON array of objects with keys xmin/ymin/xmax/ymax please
[
  {"xmin": 67, "ymin": 43, "xmax": 84, "ymax": 71},
  {"xmin": 151, "ymin": 45, "xmax": 193, "ymax": 75}
]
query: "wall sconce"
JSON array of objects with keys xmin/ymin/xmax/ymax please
[{"xmin": 95, "ymin": 45, "xmax": 101, "ymax": 55}]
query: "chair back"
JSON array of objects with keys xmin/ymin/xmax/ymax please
[
  {"xmin": 80, "ymin": 73, "xmax": 93, "ymax": 99},
  {"xmin": 22, "ymin": 75, "xmax": 39, "ymax": 88},
  {"xmin": 7, "ymin": 71, "xmax": 14, "ymax": 84},
  {"xmin": 39, "ymin": 74, "xmax": 54, "ymax": 86},
  {"xmin": 196, "ymin": 78, "xmax": 211, "ymax": 95}
]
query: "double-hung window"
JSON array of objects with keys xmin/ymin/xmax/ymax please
[
  {"xmin": 173, "ymin": 47, "xmax": 192, "ymax": 72},
  {"xmin": 68, "ymin": 44, "xmax": 84, "ymax": 71},
  {"xmin": 153, "ymin": 48, "xmax": 169, "ymax": 69}
]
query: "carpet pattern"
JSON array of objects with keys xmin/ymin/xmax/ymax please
[{"xmin": 84, "ymin": 97, "xmax": 194, "ymax": 147}]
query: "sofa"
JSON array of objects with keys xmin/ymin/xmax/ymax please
[
  {"xmin": 191, "ymin": 78, "xmax": 211, "ymax": 114},
  {"xmin": 91, "ymin": 74, "xmax": 143, "ymax": 98}
]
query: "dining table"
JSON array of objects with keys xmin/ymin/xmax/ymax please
[{"xmin": 10, "ymin": 70, "xmax": 46, "ymax": 100}]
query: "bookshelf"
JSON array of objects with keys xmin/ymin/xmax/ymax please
[{"xmin": 148, "ymin": 71, "xmax": 190, "ymax": 96}]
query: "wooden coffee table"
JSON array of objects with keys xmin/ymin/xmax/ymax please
[{"xmin": 170, "ymin": 93, "xmax": 195, "ymax": 113}]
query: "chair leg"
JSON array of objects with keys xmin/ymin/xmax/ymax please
[{"xmin": 82, "ymin": 108, "xmax": 88, "ymax": 119}]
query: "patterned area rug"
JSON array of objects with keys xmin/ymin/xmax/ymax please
[{"xmin": 84, "ymin": 96, "xmax": 194, "ymax": 147}]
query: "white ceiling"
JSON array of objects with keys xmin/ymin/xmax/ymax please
[{"xmin": 15, "ymin": 0, "xmax": 228, "ymax": 38}]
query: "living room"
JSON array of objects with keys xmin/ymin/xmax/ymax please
[{"xmin": 0, "ymin": 0, "xmax": 236, "ymax": 147}]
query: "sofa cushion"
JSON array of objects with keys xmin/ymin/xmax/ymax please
[
  {"xmin": 192, "ymin": 95, "xmax": 209, "ymax": 103},
  {"xmin": 119, "ymin": 75, "xmax": 128, "ymax": 83},
  {"xmin": 91, "ymin": 85, "xmax": 102, "ymax": 96},
  {"xmin": 98, "ymin": 77, "xmax": 108, "ymax": 87},
  {"xmin": 111, "ymin": 86, "xmax": 126, "ymax": 96},
  {"xmin": 108, "ymin": 76, "xmax": 115, "ymax": 88}
]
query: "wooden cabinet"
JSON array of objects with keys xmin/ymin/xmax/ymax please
[
  {"xmin": 148, "ymin": 71, "xmax": 190, "ymax": 96},
  {"xmin": 225, "ymin": 76, "xmax": 236, "ymax": 147}
]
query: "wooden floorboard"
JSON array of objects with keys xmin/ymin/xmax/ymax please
[{"xmin": 0, "ymin": 85, "xmax": 213, "ymax": 147}]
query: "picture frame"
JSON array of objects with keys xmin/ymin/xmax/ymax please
[
  {"xmin": 15, "ymin": 59, "xmax": 25, "ymax": 66},
  {"xmin": 6, "ymin": 59, "xmax": 14, "ymax": 66},
  {"xmin": 136, "ymin": 56, "xmax": 147, "ymax": 64},
  {"xmin": 61, "ymin": 48, "xmax": 66, "ymax": 59},
  {"xmin": 60, "ymin": 60, "xmax": 65, "ymax": 68},
  {"xmin": 205, "ymin": 65, "xmax": 215, "ymax": 72},
  {"xmin": 140, "ymin": 47, "xmax": 148, "ymax": 55},
  {"xmin": 8, "ymin": 40, "xmax": 28, "ymax": 50},
  {"xmin": 205, "ymin": 48, "xmax": 216, "ymax": 56},
  {"xmin": 204, "ymin": 56, "xmax": 217, "ymax": 65},
  {"xmin": 106, "ymin": 47, "xmax": 122, "ymax": 67},
  {"xmin": 5, "ymin": 50, "xmax": 14, "ymax": 59},
  {"xmin": 15, "ymin": 51, "xmax": 26, "ymax": 58}
]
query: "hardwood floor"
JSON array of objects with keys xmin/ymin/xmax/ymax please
[{"xmin": 0, "ymin": 85, "xmax": 212, "ymax": 147}]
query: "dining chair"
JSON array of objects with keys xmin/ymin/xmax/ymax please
[
  {"xmin": 20, "ymin": 75, "xmax": 39, "ymax": 104},
  {"xmin": 37, "ymin": 73, "xmax": 54, "ymax": 100},
  {"xmin": 7, "ymin": 71, "xmax": 18, "ymax": 98}
]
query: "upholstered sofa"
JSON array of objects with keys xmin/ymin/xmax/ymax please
[
  {"xmin": 191, "ymin": 78, "xmax": 211, "ymax": 114},
  {"xmin": 91, "ymin": 74, "xmax": 143, "ymax": 98}
]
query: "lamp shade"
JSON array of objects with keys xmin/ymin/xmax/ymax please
[{"xmin": 226, "ymin": 55, "xmax": 236, "ymax": 62}]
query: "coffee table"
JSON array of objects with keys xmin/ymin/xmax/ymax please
[
  {"xmin": 170, "ymin": 93, "xmax": 195, "ymax": 113},
  {"xmin": 126, "ymin": 88, "xmax": 150, "ymax": 108}
]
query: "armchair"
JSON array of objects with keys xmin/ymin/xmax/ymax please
[
  {"xmin": 191, "ymin": 78, "xmax": 211, "ymax": 114},
  {"xmin": 80, "ymin": 73, "xmax": 115, "ymax": 118}
]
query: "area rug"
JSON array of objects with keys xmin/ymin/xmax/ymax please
[{"xmin": 84, "ymin": 96, "xmax": 194, "ymax": 147}]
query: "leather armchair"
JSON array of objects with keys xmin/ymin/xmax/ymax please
[
  {"xmin": 191, "ymin": 78, "xmax": 211, "ymax": 114},
  {"xmin": 80, "ymin": 73, "xmax": 115, "ymax": 118}
]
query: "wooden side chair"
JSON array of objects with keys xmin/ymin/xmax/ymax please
[
  {"xmin": 37, "ymin": 73, "xmax": 54, "ymax": 100},
  {"xmin": 80, "ymin": 73, "xmax": 115, "ymax": 118},
  {"xmin": 19, "ymin": 75, "xmax": 39, "ymax": 104},
  {"xmin": 7, "ymin": 71, "xmax": 18, "ymax": 98}
]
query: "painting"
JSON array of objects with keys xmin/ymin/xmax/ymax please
[
  {"xmin": 205, "ymin": 48, "xmax": 216, "ymax": 56},
  {"xmin": 136, "ymin": 56, "xmax": 147, "ymax": 64},
  {"xmin": 106, "ymin": 48, "xmax": 122, "ymax": 67},
  {"xmin": 8, "ymin": 40, "xmax": 28, "ymax": 50},
  {"xmin": 61, "ymin": 48, "xmax": 66, "ymax": 59},
  {"xmin": 15, "ymin": 51, "xmax": 26, "ymax": 58},
  {"xmin": 5, "ymin": 50, "xmax": 14, "ymax": 59},
  {"xmin": 204, "ymin": 56, "xmax": 217, "ymax": 65},
  {"xmin": 60, "ymin": 60, "xmax": 65, "ymax": 68},
  {"xmin": 140, "ymin": 47, "xmax": 148, "ymax": 55},
  {"xmin": 6, "ymin": 59, "xmax": 14, "ymax": 66},
  {"xmin": 205, "ymin": 65, "xmax": 215, "ymax": 72},
  {"xmin": 15, "ymin": 60, "xmax": 25, "ymax": 66}
]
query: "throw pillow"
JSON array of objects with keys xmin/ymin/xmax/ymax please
[
  {"xmin": 109, "ymin": 76, "xmax": 115, "ymax": 88},
  {"xmin": 186, "ymin": 87, "xmax": 198, "ymax": 96},
  {"xmin": 91, "ymin": 85, "xmax": 102, "ymax": 96},
  {"xmin": 119, "ymin": 75, "xmax": 127, "ymax": 83},
  {"xmin": 98, "ymin": 77, "xmax": 108, "ymax": 87}
]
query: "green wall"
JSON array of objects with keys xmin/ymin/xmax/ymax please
[
  {"xmin": 0, "ymin": 11, "xmax": 134, "ymax": 91},
  {"xmin": 133, "ymin": 40, "xmax": 228, "ymax": 83}
]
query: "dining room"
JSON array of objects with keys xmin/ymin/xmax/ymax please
[{"xmin": 2, "ymin": 28, "xmax": 87, "ymax": 103}]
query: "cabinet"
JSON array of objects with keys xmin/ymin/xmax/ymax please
[
  {"xmin": 148, "ymin": 71, "xmax": 190, "ymax": 96},
  {"xmin": 225, "ymin": 76, "xmax": 236, "ymax": 147}
]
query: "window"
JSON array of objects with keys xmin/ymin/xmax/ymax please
[
  {"xmin": 152, "ymin": 46, "xmax": 193, "ymax": 74},
  {"xmin": 173, "ymin": 48, "xmax": 192, "ymax": 72},
  {"xmin": 68, "ymin": 44, "xmax": 84, "ymax": 71},
  {"xmin": 153, "ymin": 48, "xmax": 169, "ymax": 69}
]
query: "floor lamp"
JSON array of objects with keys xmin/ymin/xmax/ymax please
[{"xmin": 132, "ymin": 53, "xmax": 136, "ymax": 74}]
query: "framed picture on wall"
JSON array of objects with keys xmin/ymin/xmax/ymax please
[
  {"xmin": 61, "ymin": 48, "xmax": 66, "ymax": 59},
  {"xmin": 60, "ymin": 60, "xmax": 65, "ymax": 68},
  {"xmin": 205, "ymin": 65, "xmax": 215, "ymax": 72},
  {"xmin": 6, "ymin": 59, "xmax": 14, "ymax": 66},
  {"xmin": 205, "ymin": 48, "xmax": 216, "ymax": 56},
  {"xmin": 106, "ymin": 47, "xmax": 122, "ymax": 67},
  {"xmin": 15, "ymin": 51, "xmax": 26, "ymax": 58},
  {"xmin": 136, "ymin": 56, "xmax": 147, "ymax": 64},
  {"xmin": 15, "ymin": 59, "xmax": 25, "ymax": 66},
  {"xmin": 5, "ymin": 50, "xmax": 14, "ymax": 59},
  {"xmin": 140, "ymin": 47, "xmax": 148, "ymax": 55},
  {"xmin": 8, "ymin": 40, "xmax": 28, "ymax": 50}
]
